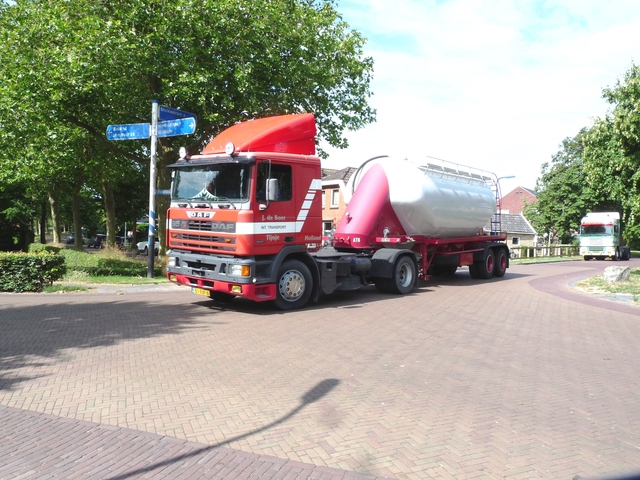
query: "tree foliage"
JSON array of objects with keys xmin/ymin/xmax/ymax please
[
  {"xmin": 0, "ymin": 0, "xmax": 375, "ymax": 250},
  {"xmin": 525, "ymin": 130, "xmax": 594, "ymax": 243},
  {"xmin": 584, "ymin": 64, "xmax": 640, "ymax": 246}
]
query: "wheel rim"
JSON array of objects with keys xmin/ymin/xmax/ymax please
[
  {"xmin": 278, "ymin": 270, "xmax": 306, "ymax": 302},
  {"xmin": 398, "ymin": 262, "xmax": 413, "ymax": 288},
  {"xmin": 499, "ymin": 254, "xmax": 507, "ymax": 271},
  {"xmin": 486, "ymin": 255, "xmax": 494, "ymax": 273}
]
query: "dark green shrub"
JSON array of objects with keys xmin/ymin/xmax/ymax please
[{"xmin": 0, "ymin": 251, "xmax": 66, "ymax": 292}]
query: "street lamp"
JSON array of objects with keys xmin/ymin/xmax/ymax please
[{"xmin": 492, "ymin": 175, "xmax": 516, "ymax": 235}]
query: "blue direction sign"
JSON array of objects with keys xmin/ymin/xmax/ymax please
[
  {"xmin": 159, "ymin": 105, "xmax": 197, "ymax": 121},
  {"xmin": 157, "ymin": 117, "xmax": 196, "ymax": 138},
  {"xmin": 106, "ymin": 123, "xmax": 150, "ymax": 141}
]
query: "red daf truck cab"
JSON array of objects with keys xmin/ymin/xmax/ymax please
[{"xmin": 165, "ymin": 114, "xmax": 324, "ymax": 308}]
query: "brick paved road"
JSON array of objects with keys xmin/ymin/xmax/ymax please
[{"xmin": 2, "ymin": 260, "xmax": 640, "ymax": 479}]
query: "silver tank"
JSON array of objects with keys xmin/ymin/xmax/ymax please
[{"xmin": 345, "ymin": 157, "xmax": 498, "ymax": 238}]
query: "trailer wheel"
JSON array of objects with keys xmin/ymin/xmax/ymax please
[
  {"xmin": 274, "ymin": 259, "xmax": 312, "ymax": 310},
  {"xmin": 209, "ymin": 291, "xmax": 235, "ymax": 303},
  {"xmin": 468, "ymin": 263, "xmax": 480, "ymax": 279},
  {"xmin": 478, "ymin": 250, "xmax": 495, "ymax": 279},
  {"xmin": 443, "ymin": 265, "xmax": 457, "ymax": 275},
  {"xmin": 387, "ymin": 256, "xmax": 416, "ymax": 294},
  {"xmin": 493, "ymin": 249, "xmax": 508, "ymax": 278}
]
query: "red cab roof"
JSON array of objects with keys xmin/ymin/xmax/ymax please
[{"xmin": 202, "ymin": 113, "xmax": 317, "ymax": 156}]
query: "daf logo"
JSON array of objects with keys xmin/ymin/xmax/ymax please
[
  {"xmin": 211, "ymin": 222, "xmax": 236, "ymax": 233},
  {"xmin": 187, "ymin": 211, "xmax": 213, "ymax": 218}
]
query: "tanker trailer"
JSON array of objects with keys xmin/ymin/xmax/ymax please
[{"xmin": 317, "ymin": 156, "xmax": 509, "ymax": 295}]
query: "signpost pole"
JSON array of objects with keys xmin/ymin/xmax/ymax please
[{"xmin": 147, "ymin": 100, "xmax": 159, "ymax": 278}]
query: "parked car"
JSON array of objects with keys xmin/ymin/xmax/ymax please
[
  {"xmin": 137, "ymin": 239, "xmax": 159, "ymax": 255},
  {"xmin": 66, "ymin": 234, "xmax": 76, "ymax": 245},
  {"xmin": 87, "ymin": 234, "xmax": 106, "ymax": 248}
]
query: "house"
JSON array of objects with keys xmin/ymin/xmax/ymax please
[
  {"xmin": 320, "ymin": 166, "xmax": 358, "ymax": 237},
  {"xmin": 500, "ymin": 186, "xmax": 537, "ymax": 214},
  {"xmin": 484, "ymin": 213, "xmax": 537, "ymax": 257}
]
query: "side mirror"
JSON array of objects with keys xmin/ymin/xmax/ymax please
[{"xmin": 267, "ymin": 178, "xmax": 279, "ymax": 201}]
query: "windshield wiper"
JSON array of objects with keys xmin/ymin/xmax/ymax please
[{"xmin": 214, "ymin": 197, "xmax": 237, "ymax": 209}]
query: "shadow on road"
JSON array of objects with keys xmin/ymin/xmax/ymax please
[
  {"xmin": 0, "ymin": 299, "xmax": 223, "ymax": 391},
  {"xmin": 105, "ymin": 378, "xmax": 341, "ymax": 480}
]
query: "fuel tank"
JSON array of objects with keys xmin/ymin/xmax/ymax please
[{"xmin": 341, "ymin": 157, "xmax": 497, "ymax": 239}]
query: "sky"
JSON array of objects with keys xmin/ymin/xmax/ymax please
[{"xmin": 321, "ymin": 0, "xmax": 640, "ymax": 195}]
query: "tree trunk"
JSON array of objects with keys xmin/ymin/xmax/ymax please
[
  {"xmin": 48, "ymin": 191, "xmax": 61, "ymax": 244},
  {"xmin": 40, "ymin": 199, "xmax": 47, "ymax": 244},
  {"xmin": 102, "ymin": 181, "xmax": 117, "ymax": 247},
  {"xmin": 72, "ymin": 187, "xmax": 84, "ymax": 250}
]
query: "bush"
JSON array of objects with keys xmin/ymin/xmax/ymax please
[
  {"xmin": 0, "ymin": 251, "xmax": 66, "ymax": 292},
  {"xmin": 59, "ymin": 248, "xmax": 163, "ymax": 277}
]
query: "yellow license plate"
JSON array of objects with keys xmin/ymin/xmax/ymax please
[{"xmin": 191, "ymin": 287, "xmax": 210, "ymax": 297}]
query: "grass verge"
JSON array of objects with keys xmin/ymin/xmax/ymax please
[
  {"xmin": 576, "ymin": 268, "xmax": 640, "ymax": 300},
  {"xmin": 44, "ymin": 248, "xmax": 168, "ymax": 292}
]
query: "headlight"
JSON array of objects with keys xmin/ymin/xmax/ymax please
[
  {"xmin": 228, "ymin": 264, "xmax": 250, "ymax": 276},
  {"xmin": 167, "ymin": 256, "xmax": 177, "ymax": 267}
]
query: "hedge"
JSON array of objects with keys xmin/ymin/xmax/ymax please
[{"xmin": 0, "ymin": 251, "xmax": 66, "ymax": 292}]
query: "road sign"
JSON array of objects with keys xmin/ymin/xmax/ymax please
[
  {"xmin": 106, "ymin": 123, "xmax": 150, "ymax": 141},
  {"xmin": 157, "ymin": 117, "xmax": 196, "ymax": 137},
  {"xmin": 159, "ymin": 105, "xmax": 197, "ymax": 121}
]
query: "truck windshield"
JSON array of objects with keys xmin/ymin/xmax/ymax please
[
  {"xmin": 173, "ymin": 164, "xmax": 250, "ymax": 202},
  {"xmin": 580, "ymin": 225, "xmax": 612, "ymax": 235}
]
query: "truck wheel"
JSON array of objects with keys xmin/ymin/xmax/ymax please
[
  {"xmin": 469, "ymin": 263, "xmax": 480, "ymax": 279},
  {"xmin": 274, "ymin": 260, "xmax": 312, "ymax": 310},
  {"xmin": 615, "ymin": 248, "xmax": 621, "ymax": 261},
  {"xmin": 209, "ymin": 291, "xmax": 235, "ymax": 303},
  {"xmin": 478, "ymin": 250, "xmax": 495, "ymax": 279},
  {"xmin": 493, "ymin": 249, "xmax": 508, "ymax": 278},
  {"xmin": 387, "ymin": 256, "xmax": 416, "ymax": 294},
  {"xmin": 583, "ymin": 256, "xmax": 591, "ymax": 261}
]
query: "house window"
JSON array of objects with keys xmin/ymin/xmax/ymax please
[
  {"xmin": 323, "ymin": 221, "xmax": 333, "ymax": 234},
  {"xmin": 322, "ymin": 190, "xmax": 326, "ymax": 208},
  {"xmin": 331, "ymin": 189, "xmax": 340, "ymax": 208},
  {"xmin": 512, "ymin": 237, "xmax": 520, "ymax": 246}
]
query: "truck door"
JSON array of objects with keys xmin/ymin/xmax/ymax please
[{"xmin": 254, "ymin": 160, "xmax": 296, "ymax": 253}]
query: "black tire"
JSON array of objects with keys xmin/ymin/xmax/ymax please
[
  {"xmin": 274, "ymin": 259, "xmax": 313, "ymax": 310},
  {"xmin": 583, "ymin": 256, "xmax": 591, "ymax": 261},
  {"xmin": 209, "ymin": 291, "xmax": 235, "ymax": 303},
  {"xmin": 143, "ymin": 246, "xmax": 149, "ymax": 255},
  {"xmin": 469, "ymin": 263, "xmax": 480, "ymax": 279},
  {"xmin": 494, "ymin": 249, "xmax": 508, "ymax": 278},
  {"xmin": 478, "ymin": 250, "xmax": 495, "ymax": 279},
  {"xmin": 443, "ymin": 265, "xmax": 457, "ymax": 275},
  {"xmin": 386, "ymin": 256, "xmax": 416, "ymax": 294}
]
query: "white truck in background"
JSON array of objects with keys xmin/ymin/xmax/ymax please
[{"xmin": 579, "ymin": 212, "xmax": 630, "ymax": 261}]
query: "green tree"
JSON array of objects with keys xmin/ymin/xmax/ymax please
[
  {"xmin": 0, "ymin": 0, "xmax": 375, "ymax": 252},
  {"xmin": 583, "ymin": 64, "xmax": 640, "ymax": 246},
  {"xmin": 525, "ymin": 129, "xmax": 615, "ymax": 244}
]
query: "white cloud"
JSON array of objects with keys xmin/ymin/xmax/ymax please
[{"xmin": 323, "ymin": 0, "xmax": 640, "ymax": 194}]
